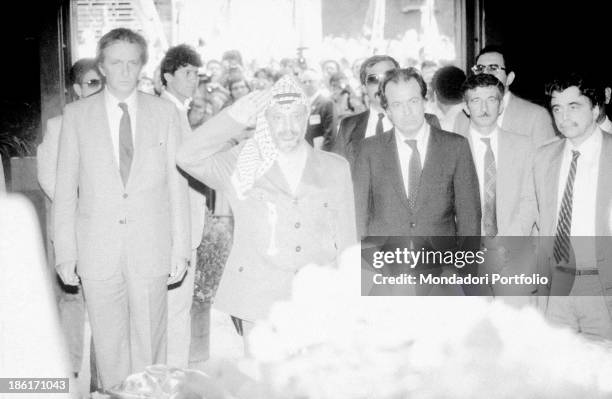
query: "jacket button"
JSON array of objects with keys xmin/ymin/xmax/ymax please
[
  {"xmin": 296, "ymin": 246, "xmax": 301, "ymax": 252},
  {"xmin": 238, "ymin": 267, "xmax": 244, "ymax": 272},
  {"xmin": 295, "ymin": 222, "xmax": 301, "ymax": 228},
  {"xmin": 410, "ymin": 222, "xmax": 416, "ymax": 228},
  {"xmin": 123, "ymin": 193, "xmax": 128, "ymax": 199}
]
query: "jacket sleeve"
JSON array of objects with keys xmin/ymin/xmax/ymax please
[
  {"xmin": 453, "ymin": 137, "xmax": 482, "ymax": 237},
  {"xmin": 167, "ymin": 107, "xmax": 191, "ymax": 260},
  {"xmin": 336, "ymin": 159, "xmax": 358, "ymax": 254},
  {"xmin": 37, "ymin": 117, "xmax": 61, "ymax": 200},
  {"xmin": 322, "ymin": 100, "xmax": 338, "ymax": 151},
  {"xmin": 53, "ymin": 106, "xmax": 79, "ymax": 266},
  {"xmin": 352, "ymin": 143, "xmax": 372, "ymax": 239},
  {"xmin": 176, "ymin": 108, "xmax": 243, "ymax": 192}
]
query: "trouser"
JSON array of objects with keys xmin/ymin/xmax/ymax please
[
  {"xmin": 545, "ymin": 272, "xmax": 612, "ymax": 341},
  {"xmin": 167, "ymin": 248, "xmax": 197, "ymax": 368},
  {"xmin": 81, "ymin": 255, "xmax": 168, "ymax": 390}
]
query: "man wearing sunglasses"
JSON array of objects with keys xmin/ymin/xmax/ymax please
[
  {"xmin": 456, "ymin": 45, "xmax": 555, "ymax": 147},
  {"xmin": 36, "ymin": 58, "xmax": 102, "ymax": 382},
  {"xmin": 332, "ymin": 55, "xmax": 440, "ymax": 168}
]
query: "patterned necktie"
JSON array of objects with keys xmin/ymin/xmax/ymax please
[
  {"xmin": 375, "ymin": 113, "xmax": 385, "ymax": 135},
  {"xmin": 118, "ymin": 102, "xmax": 133, "ymax": 185},
  {"xmin": 405, "ymin": 139, "xmax": 422, "ymax": 209},
  {"xmin": 481, "ymin": 137, "xmax": 497, "ymax": 237},
  {"xmin": 553, "ymin": 150, "xmax": 580, "ymax": 264}
]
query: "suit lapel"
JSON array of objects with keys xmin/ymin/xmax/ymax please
[
  {"xmin": 544, "ymin": 141, "xmax": 565, "ymax": 235},
  {"xmin": 501, "ymin": 93, "xmax": 519, "ymax": 134},
  {"xmin": 93, "ymin": 93, "xmax": 123, "ymax": 186},
  {"xmin": 350, "ymin": 110, "xmax": 370, "ymax": 144},
  {"xmin": 128, "ymin": 93, "xmax": 157, "ymax": 188},
  {"xmin": 382, "ymin": 130, "xmax": 412, "ymax": 211},
  {"xmin": 497, "ymin": 130, "xmax": 514, "ymax": 220},
  {"xmin": 596, "ymin": 134, "xmax": 612, "ymax": 236},
  {"xmin": 415, "ymin": 128, "xmax": 441, "ymax": 212}
]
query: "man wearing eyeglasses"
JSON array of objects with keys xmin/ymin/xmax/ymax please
[
  {"xmin": 332, "ymin": 55, "xmax": 440, "ymax": 168},
  {"xmin": 36, "ymin": 57, "xmax": 103, "ymax": 381},
  {"xmin": 457, "ymin": 45, "xmax": 555, "ymax": 148}
]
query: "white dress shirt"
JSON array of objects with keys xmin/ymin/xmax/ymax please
[
  {"xmin": 161, "ymin": 90, "xmax": 191, "ymax": 114},
  {"xmin": 277, "ymin": 143, "xmax": 308, "ymax": 195},
  {"xmin": 468, "ymin": 126, "xmax": 499, "ymax": 234},
  {"xmin": 555, "ymin": 127, "xmax": 602, "ymax": 268},
  {"xmin": 104, "ymin": 88, "xmax": 138, "ymax": 166},
  {"xmin": 365, "ymin": 106, "xmax": 393, "ymax": 138},
  {"xmin": 395, "ymin": 122, "xmax": 430, "ymax": 197},
  {"xmin": 496, "ymin": 91, "xmax": 512, "ymax": 128},
  {"xmin": 468, "ymin": 126, "xmax": 499, "ymax": 206}
]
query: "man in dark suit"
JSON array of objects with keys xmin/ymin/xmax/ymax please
[
  {"xmin": 300, "ymin": 68, "xmax": 336, "ymax": 151},
  {"xmin": 332, "ymin": 55, "xmax": 440, "ymax": 168},
  {"xmin": 354, "ymin": 67, "xmax": 480, "ymax": 238},
  {"xmin": 354, "ymin": 68, "xmax": 481, "ymax": 295}
]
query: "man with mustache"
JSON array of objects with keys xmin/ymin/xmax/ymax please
[
  {"xmin": 519, "ymin": 72, "xmax": 612, "ymax": 340},
  {"xmin": 460, "ymin": 74, "xmax": 536, "ymax": 298},
  {"xmin": 176, "ymin": 76, "xmax": 357, "ymax": 353}
]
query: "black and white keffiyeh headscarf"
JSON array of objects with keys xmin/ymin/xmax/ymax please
[{"xmin": 231, "ymin": 75, "xmax": 308, "ymax": 199}]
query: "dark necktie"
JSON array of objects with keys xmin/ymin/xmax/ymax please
[
  {"xmin": 375, "ymin": 112, "xmax": 385, "ymax": 135},
  {"xmin": 481, "ymin": 138, "xmax": 497, "ymax": 237},
  {"xmin": 405, "ymin": 139, "xmax": 422, "ymax": 209},
  {"xmin": 553, "ymin": 150, "xmax": 580, "ymax": 264},
  {"xmin": 118, "ymin": 102, "xmax": 133, "ymax": 185}
]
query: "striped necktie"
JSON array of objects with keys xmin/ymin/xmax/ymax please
[
  {"xmin": 553, "ymin": 150, "xmax": 580, "ymax": 264},
  {"xmin": 118, "ymin": 102, "xmax": 134, "ymax": 186},
  {"xmin": 481, "ymin": 137, "xmax": 497, "ymax": 237}
]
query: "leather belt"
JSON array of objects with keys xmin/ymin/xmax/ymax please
[{"xmin": 555, "ymin": 265, "xmax": 599, "ymax": 276}]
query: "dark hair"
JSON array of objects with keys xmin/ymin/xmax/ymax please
[
  {"xmin": 379, "ymin": 68, "xmax": 427, "ymax": 109},
  {"xmin": 545, "ymin": 72, "xmax": 605, "ymax": 110},
  {"xmin": 432, "ymin": 66, "xmax": 467, "ymax": 105},
  {"xmin": 159, "ymin": 44, "xmax": 202, "ymax": 86},
  {"xmin": 227, "ymin": 77, "xmax": 250, "ymax": 98},
  {"xmin": 96, "ymin": 28, "xmax": 148, "ymax": 65},
  {"xmin": 359, "ymin": 55, "xmax": 400, "ymax": 85},
  {"xmin": 222, "ymin": 50, "xmax": 243, "ymax": 66},
  {"xmin": 329, "ymin": 72, "xmax": 348, "ymax": 86},
  {"xmin": 476, "ymin": 44, "xmax": 510, "ymax": 72},
  {"xmin": 69, "ymin": 58, "xmax": 100, "ymax": 86},
  {"xmin": 461, "ymin": 73, "xmax": 505, "ymax": 100}
]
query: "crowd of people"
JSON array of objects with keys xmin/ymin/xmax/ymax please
[{"xmin": 31, "ymin": 25, "xmax": 612, "ymax": 394}]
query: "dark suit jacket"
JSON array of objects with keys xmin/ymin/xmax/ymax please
[
  {"xmin": 332, "ymin": 109, "xmax": 441, "ymax": 168},
  {"xmin": 304, "ymin": 94, "xmax": 336, "ymax": 151},
  {"xmin": 353, "ymin": 126, "xmax": 481, "ymax": 240}
]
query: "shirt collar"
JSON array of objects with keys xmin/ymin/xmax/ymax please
[
  {"xmin": 105, "ymin": 87, "xmax": 138, "ymax": 113},
  {"xmin": 564, "ymin": 125, "xmax": 603, "ymax": 156},
  {"xmin": 469, "ymin": 125, "xmax": 499, "ymax": 142},
  {"xmin": 162, "ymin": 90, "xmax": 191, "ymax": 111},
  {"xmin": 395, "ymin": 120, "xmax": 429, "ymax": 145}
]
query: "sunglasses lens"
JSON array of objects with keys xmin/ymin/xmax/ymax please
[
  {"xmin": 367, "ymin": 75, "xmax": 380, "ymax": 85},
  {"xmin": 87, "ymin": 79, "xmax": 101, "ymax": 88}
]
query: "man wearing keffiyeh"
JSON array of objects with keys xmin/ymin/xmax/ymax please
[{"xmin": 177, "ymin": 75, "xmax": 358, "ymax": 354}]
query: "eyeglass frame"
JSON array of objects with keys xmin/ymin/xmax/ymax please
[
  {"xmin": 82, "ymin": 78, "xmax": 102, "ymax": 88},
  {"xmin": 365, "ymin": 73, "xmax": 386, "ymax": 85},
  {"xmin": 471, "ymin": 64, "xmax": 507, "ymax": 74}
]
